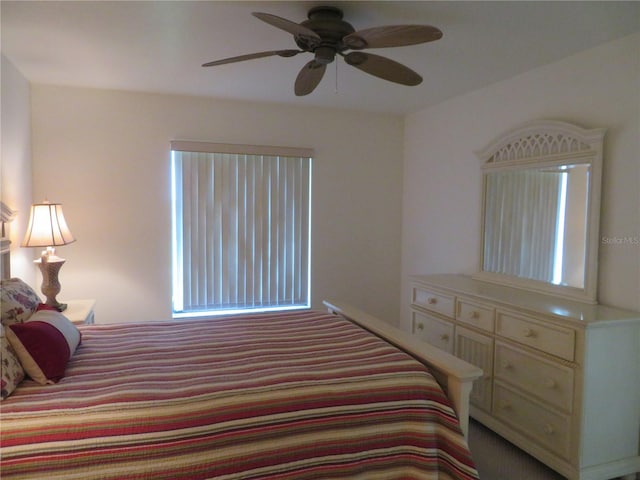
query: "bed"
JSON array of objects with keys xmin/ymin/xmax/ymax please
[{"xmin": 1, "ymin": 273, "xmax": 481, "ymax": 479}]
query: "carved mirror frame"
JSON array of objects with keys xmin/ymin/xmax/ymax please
[{"xmin": 473, "ymin": 120, "xmax": 605, "ymax": 304}]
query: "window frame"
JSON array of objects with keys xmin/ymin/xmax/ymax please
[{"xmin": 170, "ymin": 141, "xmax": 313, "ymax": 317}]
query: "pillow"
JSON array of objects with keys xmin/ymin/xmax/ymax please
[
  {"xmin": 36, "ymin": 303, "xmax": 59, "ymax": 312},
  {"xmin": 6, "ymin": 310, "xmax": 81, "ymax": 385},
  {"xmin": 1, "ymin": 278, "xmax": 41, "ymax": 326},
  {"xmin": 1, "ymin": 325, "xmax": 26, "ymax": 400}
]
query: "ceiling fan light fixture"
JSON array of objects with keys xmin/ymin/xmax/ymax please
[{"xmin": 314, "ymin": 46, "xmax": 336, "ymax": 65}]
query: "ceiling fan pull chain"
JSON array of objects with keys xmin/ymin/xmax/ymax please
[{"xmin": 334, "ymin": 59, "xmax": 339, "ymax": 94}]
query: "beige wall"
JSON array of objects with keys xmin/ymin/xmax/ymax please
[
  {"xmin": 1, "ymin": 55, "xmax": 35, "ymax": 284},
  {"xmin": 12, "ymin": 33, "xmax": 640, "ymax": 327},
  {"xmin": 401, "ymin": 32, "xmax": 640, "ymax": 326},
  {"xmin": 30, "ymin": 86, "xmax": 404, "ymax": 324}
]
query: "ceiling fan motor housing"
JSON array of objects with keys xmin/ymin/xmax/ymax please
[{"xmin": 296, "ymin": 6, "xmax": 354, "ymax": 64}]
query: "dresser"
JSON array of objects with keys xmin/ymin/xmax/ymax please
[{"xmin": 408, "ymin": 274, "xmax": 640, "ymax": 480}]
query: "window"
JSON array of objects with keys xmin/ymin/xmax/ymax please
[
  {"xmin": 171, "ymin": 141, "xmax": 313, "ymax": 316},
  {"xmin": 551, "ymin": 170, "xmax": 568, "ymax": 285}
]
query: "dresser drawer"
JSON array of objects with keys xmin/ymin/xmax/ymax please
[
  {"xmin": 456, "ymin": 298, "xmax": 495, "ymax": 332},
  {"xmin": 493, "ymin": 383, "xmax": 571, "ymax": 460},
  {"xmin": 495, "ymin": 311, "xmax": 575, "ymax": 361},
  {"xmin": 411, "ymin": 310, "xmax": 454, "ymax": 354},
  {"xmin": 495, "ymin": 342, "xmax": 574, "ymax": 412},
  {"xmin": 412, "ymin": 285, "xmax": 455, "ymax": 318}
]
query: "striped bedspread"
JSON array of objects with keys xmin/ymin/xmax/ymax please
[{"xmin": 1, "ymin": 310, "xmax": 478, "ymax": 479}]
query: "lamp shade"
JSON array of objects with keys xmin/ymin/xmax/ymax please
[{"xmin": 21, "ymin": 203, "xmax": 76, "ymax": 248}]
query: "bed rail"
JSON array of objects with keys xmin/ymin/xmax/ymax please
[{"xmin": 323, "ymin": 300, "xmax": 482, "ymax": 438}]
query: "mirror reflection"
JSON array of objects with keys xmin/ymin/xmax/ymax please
[{"xmin": 482, "ymin": 164, "xmax": 589, "ymax": 289}]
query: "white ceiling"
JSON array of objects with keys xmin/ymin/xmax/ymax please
[{"xmin": 2, "ymin": 1, "xmax": 639, "ymax": 115}]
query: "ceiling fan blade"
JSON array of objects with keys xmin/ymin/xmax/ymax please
[
  {"xmin": 343, "ymin": 52, "xmax": 422, "ymax": 86},
  {"xmin": 253, "ymin": 12, "xmax": 321, "ymax": 45},
  {"xmin": 294, "ymin": 60, "xmax": 326, "ymax": 96},
  {"xmin": 343, "ymin": 25, "xmax": 443, "ymax": 50},
  {"xmin": 202, "ymin": 49, "xmax": 301, "ymax": 67}
]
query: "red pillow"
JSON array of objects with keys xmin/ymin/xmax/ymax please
[
  {"xmin": 6, "ymin": 310, "xmax": 81, "ymax": 385},
  {"xmin": 36, "ymin": 303, "xmax": 59, "ymax": 312}
]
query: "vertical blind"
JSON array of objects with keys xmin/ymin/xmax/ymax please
[
  {"xmin": 483, "ymin": 169, "xmax": 563, "ymax": 283},
  {"xmin": 171, "ymin": 142, "xmax": 313, "ymax": 315}
]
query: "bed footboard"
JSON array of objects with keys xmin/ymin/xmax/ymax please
[{"xmin": 323, "ymin": 300, "xmax": 482, "ymax": 438}]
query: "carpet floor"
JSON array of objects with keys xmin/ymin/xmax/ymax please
[
  {"xmin": 467, "ymin": 419, "xmax": 567, "ymax": 480},
  {"xmin": 468, "ymin": 419, "xmax": 640, "ymax": 480}
]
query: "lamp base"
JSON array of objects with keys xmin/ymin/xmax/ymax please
[
  {"xmin": 34, "ymin": 256, "xmax": 67, "ymax": 312},
  {"xmin": 51, "ymin": 302, "xmax": 68, "ymax": 312}
]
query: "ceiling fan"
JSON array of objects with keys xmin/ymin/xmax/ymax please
[{"xmin": 202, "ymin": 6, "xmax": 443, "ymax": 96}]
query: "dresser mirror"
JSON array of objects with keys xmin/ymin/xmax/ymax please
[{"xmin": 473, "ymin": 120, "xmax": 605, "ymax": 304}]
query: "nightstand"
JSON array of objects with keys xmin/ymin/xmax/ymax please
[{"xmin": 63, "ymin": 299, "xmax": 96, "ymax": 325}]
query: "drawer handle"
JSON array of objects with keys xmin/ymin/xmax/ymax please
[
  {"xmin": 544, "ymin": 378, "xmax": 557, "ymax": 389},
  {"xmin": 501, "ymin": 361, "xmax": 512, "ymax": 370},
  {"xmin": 468, "ymin": 310, "xmax": 480, "ymax": 320},
  {"xmin": 499, "ymin": 400, "xmax": 511, "ymax": 410},
  {"xmin": 543, "ymin": 424, "xmax": 555, "ymax": 435},
  {"xmin": 427, "ymin": 297, "xmax": 438, "ymax": 305},
  {"xmin": 523, "ymin": 327, "xmax": 536, "ymax": 338},
  {"xmin": 440, "ymin": 334, "xmax": 449, "ymax": 342},
  {"xmin": 416, "ymin": 322, "xmax": 424, "ymax": 331}
]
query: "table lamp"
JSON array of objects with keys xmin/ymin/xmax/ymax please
[{"xmin": 21, "ymin": 201, "xmax": 76, "ymax": 311}]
